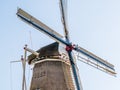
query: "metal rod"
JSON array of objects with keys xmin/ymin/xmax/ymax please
[{"xmin": 24, "ymin": 45, "xmax": 27, "ymax": 90}]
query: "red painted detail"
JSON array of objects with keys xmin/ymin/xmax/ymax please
[{"xmin": 66, "ymin": 45, "xmax": 74, "ymax": 51}]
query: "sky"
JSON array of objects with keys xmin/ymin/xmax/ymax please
[{"xmin": 0, "ymin": 0, "xmax": 120, "ymax": 90}]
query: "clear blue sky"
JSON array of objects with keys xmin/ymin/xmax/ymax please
[{"xmin": 0, "ymin": 0, "xmax": 120, "ymax": 90}]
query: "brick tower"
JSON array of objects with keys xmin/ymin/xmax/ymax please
[{"xmin": 28, "ymin": 42, "xmax": 75, "ymax": 90}]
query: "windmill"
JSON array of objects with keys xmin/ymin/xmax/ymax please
[{"xmin": 16, "ymin": 0, "xmax": 116, "ymax": 90}]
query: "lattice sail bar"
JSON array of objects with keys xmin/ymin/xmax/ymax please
[
  {"xmin": 77, "ymin": 53, "xmax": 116, "ymax": 76},
  {"xmin": 74, "ymin": 45, "xmax": 116, "ymax": 75},
  {"xmin": 17, "ymin": 8, "xmax": 63, "ymax": 39}
]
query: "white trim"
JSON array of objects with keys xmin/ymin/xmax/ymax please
[{"xmin": 31, "ymin": 58, "xmax": 70, "ymax": 65}]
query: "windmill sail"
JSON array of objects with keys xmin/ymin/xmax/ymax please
[
  {"xmin": 17, "ymin": 8, "xmax": 70, "ymax": 46},
  {"xmin": 59, "ymin": 0, "xmax": 70, "ymax": 41},
  {"xmin": 74, "ymin": 45, "xmax": 116, "ymax": 75},
  {"xmin": 17, "ymin": 8, "xmax": 63, "ymax": 40}
]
